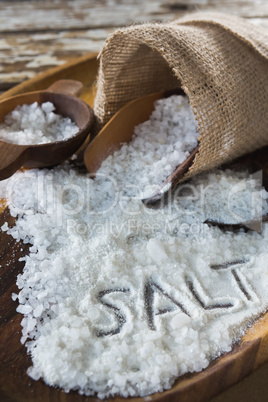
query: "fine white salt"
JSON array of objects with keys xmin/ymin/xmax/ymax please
[
  {"xmin": 0, "ymin": 95, "xmax": 268, "ymax": 399},
  {"xmin": 0, "ymin": 101, "xmax": 79, "ymax": 145}
]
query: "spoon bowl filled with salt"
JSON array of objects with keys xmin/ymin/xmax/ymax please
[
  {"xmin": 0, "ymin": 79, "xmax": 94, "ymax": 180},
  {"xmin": 84, "ymin": 89, "xmax": 199, "ymax": 204}
]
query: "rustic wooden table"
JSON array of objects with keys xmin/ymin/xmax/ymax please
[{"xmin": 0, "ymin": 1, "xmax": 267, "ymax": 401}]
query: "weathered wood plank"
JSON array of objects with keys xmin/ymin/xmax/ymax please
[
  {"xmin": 0, "ymin": 0, "xmax": 181, "ymax": 32},
  {"xmin": 0, "ymin": 29, "xmax": 112, "ymax": 88},
  {"xmin": 0, "ymin": 0, "xmax": 267, "ymax": 90},
  {"xmin": 0, "ymin": 0, "xmax": 267, "ymax": 33}
]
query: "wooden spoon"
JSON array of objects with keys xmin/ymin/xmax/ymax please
[
  {"xmin": 0, "ymin": 80, "xmax": 94, "ymax": 180},
  {"xmin": 84, "ymin": 89, "xmax": 199, "ymax": 203}
]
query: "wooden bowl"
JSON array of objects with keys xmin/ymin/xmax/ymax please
[{"xmin": 0, "ymin": 80, "xmax": 94, "ymax": 180}]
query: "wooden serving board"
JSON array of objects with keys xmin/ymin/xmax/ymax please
[{"xmin": 0, "ymin": 52, "xmax": 268, "ymax": 402}]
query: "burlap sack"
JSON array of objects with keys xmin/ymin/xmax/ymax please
[{"xmin": 94, "ymin": 13, "xmax": 268, "ymax": 182}]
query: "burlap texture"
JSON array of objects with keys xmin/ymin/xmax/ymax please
[{"xmin": 94, "ymin": 13, "xmax": 268, "ymax": 182}]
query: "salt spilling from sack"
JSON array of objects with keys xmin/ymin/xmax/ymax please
[
  {"xmin": 0, "ymin": 102, "xmax": 78, "ymax": 145},
  {"xmin": 1, "ymin": 95, "xmax": 268, "ymax": 399},
  {"xmin": 102, "ymin": 95, "xmax": 199, "ymax": 198}
]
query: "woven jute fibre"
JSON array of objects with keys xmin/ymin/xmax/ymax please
[{"xmin": 94, "ymin": 13, "xmax": 268, "ymax": 182}]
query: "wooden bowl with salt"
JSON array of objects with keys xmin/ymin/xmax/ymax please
[{"xmin": 0, "ymin": 80, "xmax": 94, "ymax": 180}]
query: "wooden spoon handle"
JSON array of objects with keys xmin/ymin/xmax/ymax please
[
  {"xmin": 47, "ymin": 80, "xmax": 83, "ymax": 97},
  {"xmin": 0, "ymin": 142, "xmax": 29, "ymax": 180}
]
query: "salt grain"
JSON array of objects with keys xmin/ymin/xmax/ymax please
[
  {"xmin": 16, "ymin": 304, "xmax": 33, "ymax": 314},
  {"xmin": 1, "ymin": 222, "xmax": 8, "ymax": 231}
]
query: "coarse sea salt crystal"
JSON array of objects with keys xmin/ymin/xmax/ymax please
[
  {"xmin": 16, "ymin": 304, "xmax": 33, "ymax": 314},
  {"xmin": 147, "ymin": 238, "xmax": 168, "ymax": 262},
  {"xmin": 170, "ymin": 314, "xmax": 191, "ymax": 330},
  {"xmin": 1, "ymin": 222, "xmax": 8, "ymax": 231},
  {"xmin": 33, "ymin": 305, "xmax": 43, "ymax": 318}
]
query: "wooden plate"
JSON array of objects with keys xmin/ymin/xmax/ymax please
[{"xmin": 0, "ymin": 52, "xmax": 268, "ymax": 402}]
